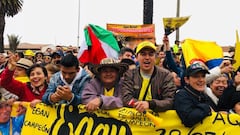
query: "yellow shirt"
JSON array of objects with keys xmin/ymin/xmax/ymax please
[
  {"xmin": 138, "ymin": 77, "xmax": 152, "ymax": 101},
  {"xmin": 14, "ymin": 76, "xmax": 30, "ymax": 83},
  {"xmin": 104, "ymin": 88, "xmax": 114, "ymax": 96}
]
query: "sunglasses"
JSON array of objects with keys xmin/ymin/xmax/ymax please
[{"xmin": 44, "ymin": 56, "xmax": 51, "ymax": 60}]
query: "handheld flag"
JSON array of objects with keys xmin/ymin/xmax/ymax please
[
  {"xmin": 233, "ymin": 30, "xmax": 240, "ymax": 71},
  {"xmin": 78, "ymin": 24, "xmax": 120, "ymax": 64},
  {"xmin": 182, "ymin": 39, "xmax": 223, "ymax": 69},
  {"xmin": 163, "ymin": 16, "xmax": 190, "ymax": 35}
]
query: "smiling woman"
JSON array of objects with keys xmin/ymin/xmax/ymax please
[{"xmin": 0, "ymin": 54, "xmax": 48, "ymax": 102}]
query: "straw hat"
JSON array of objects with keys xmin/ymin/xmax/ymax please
[
  {"xmin": 92, "ymin": 58, "xmax": 128, "ymax": 76},
  {"xmin": 16, "ymin": 58, "xmax": 34, "ymax": 70}
]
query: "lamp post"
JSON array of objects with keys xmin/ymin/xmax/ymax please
[
  {"xmin": 176, "ymin": 0, "xmax": 180, "ymax": 41},
  {"xmin": 77, "ymin": 0, "xmax": 80, "ymax": 47}
]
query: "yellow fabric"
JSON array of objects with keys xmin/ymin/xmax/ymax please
[
  {"xmin": 18, "ymin": 103, "xmax": 240, "ymax": 135},
  {"xmin": 138, "ymin": 77, "xmax": 152, "ymax": 101},
  {"xmin": 14, "ymin": 76, "xmax": 30, "ymax": 83},
  {"xmin": 104, "ymin": 88, "xmax": 114, "ymax": 96},
  {"xmin": 163, "ymin": 16, "xmax": 190, "ymax": 35},
  {"xmin": 233, "ymin": 30, "xmax": 240, "ymax": 71},
  {"xmin": 182, "ymin": 39, "xmax": 223, "ymax": 67}
]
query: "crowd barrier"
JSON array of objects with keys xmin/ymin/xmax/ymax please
[{"xmin": 12, "ymin": 103, "xmax": 240, "ymax": 135}]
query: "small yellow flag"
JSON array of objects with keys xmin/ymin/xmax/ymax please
[
  {"xmin": 163, "ymin": 16, "xmax": 190, "ymax": 35},
  {"xmin": 233, "ymin": 30, "xmax": 240, "ymax": 71}
]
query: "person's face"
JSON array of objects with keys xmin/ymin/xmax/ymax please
[
  {"xmin": 56, "ymin": 46, "xmax": 62, "ymax": 51},
  {"xmin": 43, "ymin": 56, "xmax": 52, "ymax": 63},
  {"xmin": 60, "ymin": 66, "xmax": 79, "ymax": 84},
  {"xmin": 185, "ymin": 72, "xmax": 206, "ymax": 92},
  {"xmin": 234, "ymin": 102, "xmax": 240, "ymax": 115},
  {"xmin": 46, "ymin": 48, "xmax": 52, "ymax": 52},
  {"xmin": 158, "ymin": 58, "xmax": 164, "ymax": 68},
  {"xmin": 52, "ymin": 55, "xmax": 61, "ymax": 64},
  {"xmin": 0, "ymin": 54, "xmax": 6, "ymax": 64},
  {"xmin": 158, "ymin": 51, "xmax": 166, "ymax": 59},
  {"xmin": 14, "ymin": 67, "xmax": 27, "ymax": 77},
  {"xmin": 122, "ymin": 52, "xmax": 133, "ymax": 60},
  {"xmin": 210, "ymin": 76, "xmax": 228, "ymax": 97},
  {"xmin": 0, "ymin": 102, "xmax": 12, "ymax": 123},
  {"xmin": 25, "ymin": 55, "xmax": 33, "ymax": 61},
  {"xmin": 29, "ymin": 67, "xmax": 47, "ymax": 88},
  {"xmin": 99, "ymin": 67, "xmax": 118, "ymax": 86},
  {"xmin": 36, "ymin": 54, "xmax": 43, "ymax": 61},
  {"xmin": 137, "ymin": 48, "xmax": 156, "ymax": 74}
]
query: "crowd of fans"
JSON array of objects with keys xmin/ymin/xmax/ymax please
[{"xmin": 0, "ymin": 36, "xmax": 240, "ymax": 134}]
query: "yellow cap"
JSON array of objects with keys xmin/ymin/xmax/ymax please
[
  {"xmin": 24, "ymin": 50, "xmax": 35, "ymax": 56},
  {"xmin": 136, "ymin": 41, "xmax": 156, "ymax": 54}
]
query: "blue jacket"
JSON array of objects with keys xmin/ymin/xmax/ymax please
[
  {"xmin": 42, "ymin": 68, "xmax": 91, "ymax": 105},
  {"xmin": 0, "ymin": 115, "xmax": 25, "ymax": 135}
]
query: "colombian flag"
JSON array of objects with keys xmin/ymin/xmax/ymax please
[{"xmin": 182, "ymin": 39, "xmax": 223, "ymax": 69}]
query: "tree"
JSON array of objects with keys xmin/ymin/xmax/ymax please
[
  {"xmin": 7, "ymin": 34, "xmax": 21, "ymax": 52},
  {"xmin": 143, "ymin": 0, "xmax": 153, "ymax": 24},
  {"xmin": 0, "ymin": 0, "xmax": 23, "ymax": 53}
]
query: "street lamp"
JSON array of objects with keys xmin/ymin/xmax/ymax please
[
  {"xmin": 176, "ymin": 0, "xmax": 180, "ymax": 41},
  {"xmin": 77, "ymin": 0, "xmax": 80, "ymax": 47}
]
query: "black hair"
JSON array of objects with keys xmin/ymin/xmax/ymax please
[
  {"xmin": 60, "ymin": 54, "xmax": 79, "ymax": 69},
  {"xmin": 26, "ymin": 64, "xmax": 48, "ymax": 77},
  {"xmin": 175, "ymin": 40, "xmax": 180, "ymax": 44},
  {"xmin": 35, "ymin": 52, "xmax": 44, "ymax": 56},
  {"xmin": 119, "ymin": 47, "xmax": 135, "ymax": 57},
  {"xmin": 16, "ymin": 51, "xmax": 24, "ymax": 58}
]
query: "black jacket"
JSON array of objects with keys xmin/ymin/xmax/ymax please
[{"xmin": 173, "ymin": 85, "xmax": 212, "ymax": 127}]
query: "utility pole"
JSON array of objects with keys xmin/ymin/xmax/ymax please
[
  {"xmin": 77, "ymin": 0, "xmax": 80, "ymax": 47},
  {"xmin": 176, "ymin": 0, "xmax": 180, "ymax": 41}
]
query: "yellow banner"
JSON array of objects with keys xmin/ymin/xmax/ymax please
[
  {"xmin": 163, "ymin": 16, "xmax": 190, "ymax": 35},
  {"xmin": 18, "ymin": 103, "xmax": 240, "ymax": 135},
  {"xmin": 106, "ymin": 23, "xmax": 155, "ymax": 39}
]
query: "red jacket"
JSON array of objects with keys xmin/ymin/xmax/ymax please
[{"xmin": 0, "ymin": 67, "xmax": 46, "ymax": 102}]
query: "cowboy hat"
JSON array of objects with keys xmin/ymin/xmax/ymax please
[{"xmin": 92, "ymin": 58, "xmax": 128, "ymax": 76}]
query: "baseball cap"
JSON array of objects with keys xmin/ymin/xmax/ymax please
[
  {"xmin": 185, "ymin": 63, "xmax": 210, "ymax": 77},
  {"xmin": 136, "ymin": 41, "xmax": 156, "ymax": 54}
]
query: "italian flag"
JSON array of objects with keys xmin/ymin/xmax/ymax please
[{"xmin": 78, "ymin": 24, "xmax": 120, "ymax": 64}]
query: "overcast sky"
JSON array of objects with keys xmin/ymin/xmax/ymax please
[{"xmin": 4, "ymin": 0, "xmax": 240, "ymax": 47}]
